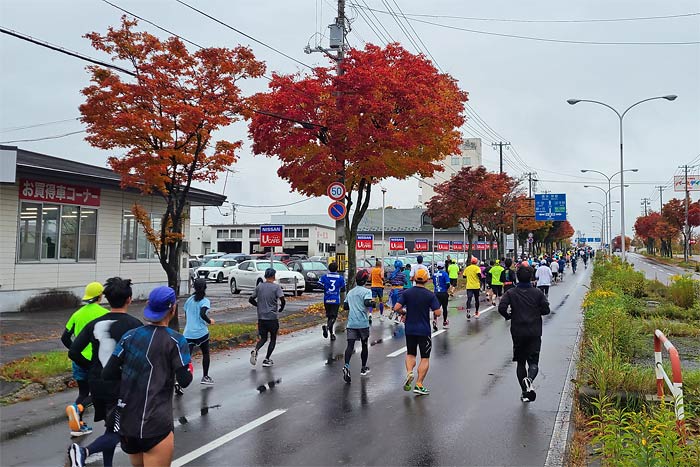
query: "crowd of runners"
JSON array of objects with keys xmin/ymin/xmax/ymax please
[{"xmin": 58, "ymin": 246, "xmax": 593, "ymax": 466}]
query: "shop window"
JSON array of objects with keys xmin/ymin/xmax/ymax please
[
  {"xmin": 41, "ymin": 204, "xmax": 59, "ymax": 259},
  {"xmin": 79, "ymin": 208, "xmax": 97, "ymax": 260},
  {"xmin": 18, "ymin": 202, "xmax": 40, "ymax": 260},
  {"xmin": 121, "ymin": 210, "xmax": 159, "ymax": 261},
  {"xmin": 17, "ymin": 202, "xmax": 98, "ymax": 262},
  {"xmin": 297, "ymin": 228, "xmax": 309, "ymax": 238},
  {"xmin": 59, "ymin": 205, "xmax": 79, "ymax": 260},
  {"xmin": 284, "ymin": 228, "xmax": 294, "ymax": 238},
  {"xmin": 249, "ymin": 228, "xmax": 260, "ymax": 238},
  {"xmin": 230, "ymin": 229, "xmax": 243, "ymax": 239},
  {"xmin": 216, "ymin": 229, "xmax": 229, "ymax": 239}
]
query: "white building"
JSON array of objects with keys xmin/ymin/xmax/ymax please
[
  {"xmin": 190, "ymin": 215, "xmax": 335, "ymax": 257},
  {"xmin": 419, "ymin": 138, "xmax": 483, "ymax": 205},
  {"xmin": 0, "ymin": 146, "xmax": 224, "ymax": 312}
]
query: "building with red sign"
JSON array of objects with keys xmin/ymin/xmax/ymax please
[{"xmin": 0, "ymin": 146, "xmax": 225, "ymax": 312}]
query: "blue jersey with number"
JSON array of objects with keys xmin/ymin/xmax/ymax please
[
  {"xmin": 319, "ymin": 273, "xmax": 345, "ymax": 304},
  {"xmin": 432, "ymin": 270, "xmax": 450, "ymax": 293}
]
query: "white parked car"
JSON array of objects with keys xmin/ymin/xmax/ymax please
[
  {"xmin": 196, "ymin": 259, "xmax": 238, "ymax": 283},
  {"xmin": 229, "ymin": 260, "xmax": 305, "ymax": 296}
]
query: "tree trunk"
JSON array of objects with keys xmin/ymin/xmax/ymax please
[{"xmin": 345, "ymin": 179, "xmax": 372, "ymax": 290}]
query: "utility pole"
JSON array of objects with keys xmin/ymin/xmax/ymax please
[
  {"xmin": 524, "ymin": 172, "xmax": 538, "ymax": 198},
  {"xmin": 655, "ymin": 185, "xmax": 665, "ymax": 214},
  {"xmin": 641, "ymin": 198, "xmax": 651, "ymax": 216},
  {"xmin": 492, "ymin": 141, "xmax": 510, "ymax": 174},
  {"xmin": 306, "ymin": 0, "xmax": 348, "ymax": 270},
  {"xmin": 679, "ymin": 164, "xmax": 695, "ymax": 262}
]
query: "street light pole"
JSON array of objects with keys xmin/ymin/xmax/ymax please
[
  {"xmin": 381, "ymin": 187, "xmax": 386, "ymax": 264},
  {"xmin": 569, "ymin": 95, "xmax": 677, "ymax": 261},
  {"xmin": 585, "ymin": 184, "xmax": 628, "ymax": 252}
]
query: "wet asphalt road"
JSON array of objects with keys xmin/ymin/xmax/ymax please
[
  {"xmin": 626, "ymin": 252, "xmax": 698, "ymax": 284},
  {"xmin": 1, "ymin": 267, "xmax": 589, "ymax": 467}
]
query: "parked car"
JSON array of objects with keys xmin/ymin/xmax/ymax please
[
  {"xmin": 308, "ymin": 255, "xmax": 328, "ymax": 264},
  {"xmin": 262, "ymin": 253, "xmax": 292, "ymax": 263},
  {"xmin": 197, "ymin": 258, "xmax": 239, "ymax": 283},
  {"xmin": 287, "ymin": 260, "xmax": 329, "ymax": 291},
  {"xmin": 188, "ymin": 259, "xmax": 202, "ymax": 284},
  {"xmin": 220, "ymin": 253, "xmax": 252, "ymax": 262},
  {"xmin": 289, "ymin": 254, "xmax": 309, "ymax": 262},
  {"xmin": 202, "ymin": 252, "xmax": 225, "ymax": 263},
  {"xmin": 229, "ymin": 260, "xmax": 305, "ymax": 296}
]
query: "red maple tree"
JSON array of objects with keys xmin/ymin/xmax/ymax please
[
  {"xmin": 248, "ymin": 43, "xmax": 467, "ymax": 285},
  {"xmin": 80, "ymin": 17, "xmax": 265, "ymax": 325},
  {"xmin": 426, "ymin": 166, "xmax": 515, "ymax": 258}
]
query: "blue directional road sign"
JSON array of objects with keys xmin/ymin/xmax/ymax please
[{"xmin": 535, "ymin": 193, "xmax": 567, "ymax": 221}]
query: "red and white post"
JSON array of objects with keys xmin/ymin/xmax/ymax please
[{"xmin": 653, "ymin": 329, "xmax": 686, "ymax": 441}]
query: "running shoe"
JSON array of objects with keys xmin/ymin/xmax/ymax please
[
  {"xmin": 68, "ymin": 443, "xmax": 87, "ymax": 467},
  {"xmin": 403, "ymin": 372, "xmax": 414, "ymax": 391},
  {"xmin": 250, "ymin": 349, "xmax": 258, "ymax": 366},
  {"xmin": 413, "ymin": 385, "xmax": 430, "ymax": 396},
  {"xmin": 174, "ymin": 383, "xmax": 184, "ymax": 396},
  {"xmin": 322, "ymin": 325, "xmax": 328, "ymax": 339},
  {"xmin": 443, "ymin": 319, "xmax": 450, "ymax": 329},
  {"xmin": 200, "ymin": 376, "xmax": 214, "ymax": 385},
  {"xmin": 521, "ymin": 392, "xmax": 531, "ymax": 403},
  {"xmin": 368, "ymin": 315, "xmax": 373, "ymax": 325},
  {"xmin": 432, "ymin": 320, "xmax": 438, "ymax": 332},
  {"xmin": 70, "ymin": 421, "xmax": 93, "ymax": 438},
  {"xmin": 330, "ymin": 333, "xmax": 336, "ymax": 341},
  {"xmin": 466, "ymin": 311, "xmax": 471, "ymax": 319},
  {"xmin": 379, "ymin": 315, "xmax": 384, "ymax": 322},
  {"xmin": 360, "ymin": 366, "xmax": 370, "ymax": 376},
  {"xmin": 66, "ymin": 403, "xmax": 81, "ymax": 432},
  {"xmin": 262, "ymin": 359, "xmax": 274, "ymax": 367},
  {"xmin": 475, "ymin": 310, "xmax": 480, "ymax": 318},
  {"xmin": 523, "ymin": 377, "xmax": 536, "ymax": 401},
  {"xmin": 343, "ymin": 365, "xmax": 351, "ymax": 383}
]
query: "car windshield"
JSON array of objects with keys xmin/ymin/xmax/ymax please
[
  {"xmin": 302, "ymin": 261, "xmax": 327, "ymax": 270},
  {"xmin": 256, "ymin": 261, "xmax": 290, "ymax": 272},
  {"xmin": 205, "ymin": 260, "xmax": 225, "ymax": 267}
]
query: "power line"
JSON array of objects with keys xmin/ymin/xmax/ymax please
[
  {"xmin": 347, "ymin": 5, "xmax": 700, "ymax": 24},
  {"xmin": 0, "ymin": 130, "xmax": 86, "ymax": 144},
  {"xmin": 380, "ymin": 0, "xmax": 422, "ymax": 53},
  {"xmin": 349, "ymin": 5, "xmax": 700, "ymax": 45},
  {"xmin": 360, "ymin": 0, "xmax": 395, "ymax": 43},
  {"xmin": 0, "ymin": 117, "xmax": 80, "ymax": 133},
  {"xmin": 0, "ymin": 27, "xmax": 137, "ymax": 76},
  {"xmin": 234, "ymin": 198, "xmax": 315, "ymax": 208},
  {"xmin": 389, "ymin": 0, "xmax": 440, "ymax": 68},
  {"xmin": 174, "ymin": 0, "xmax": 314, "ymax": 69},
  {"xmin": 351, "ymin": 1, "xmax": 390, "ymax": 44}
]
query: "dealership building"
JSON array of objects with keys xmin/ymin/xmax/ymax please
[{"xmin": 0, "ymin": 146, "xmax": 225, "ymax": 312}]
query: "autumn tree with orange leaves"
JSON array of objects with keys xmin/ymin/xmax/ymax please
[
  {"xmin": 248, "ymin": 43, "xmax": 467, "ymax": 286},
  {"xmin": 80, "ymin": 18, "xmax": 265, "ymax": 326},
  {"xmin": 425, "ymin": 166, "xmax": 515, "ymax": 259}
]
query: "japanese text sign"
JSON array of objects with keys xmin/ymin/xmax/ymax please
[
  {"xmin": 260, "ymin": 225, "xmax": 284, "ymax": 247},
  {"xmin": 535, "ymin": 193, "xmax": 567, "ymax": 221},
  {"xmin": 19, "ymin": 179, "xmax": 101, "ymax": 206}
]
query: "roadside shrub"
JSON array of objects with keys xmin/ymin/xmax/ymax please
[
  {"xmin": 589, "ymin": 396, "xmax": 700, "ymax": 466},
  {"xmin": 584, "ymin": 293, "xmax": 644, "ymax": 359},
  {"xmin": 19, "ymin": 289, "xmax": 81, "ymax": 312},
  {"xmin": 668, "ymin": 275, "xmax": 699, "ymax": 309}
]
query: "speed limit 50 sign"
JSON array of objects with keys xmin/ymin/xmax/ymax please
[{"xmin": 327, "ymin": 182, "xmax": 346, "ymax": 201}]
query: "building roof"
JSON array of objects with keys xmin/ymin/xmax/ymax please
[
  {"xmin": 5, "ymin": 145, "xmax": 225, "ymax": 206},
  {"xmin": 270, "ymin": 214, "xmax": 334, "ymax": 228},
  {"xmin": 358, "ymin": 207, "xmax": 463, "ymax": 233},
  {"xmin": 211, "ymin": 223, "xmax": 333, "ymax": 230}
]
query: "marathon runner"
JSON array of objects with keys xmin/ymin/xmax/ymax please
[
  {"xmin": 387, "ymin": 260, "xmax": 407, "ymax": 322},
  {"xmin": 342, "ymin": 270, "xmax": 374, "ymax": 383},
  {"xmin": 394, "ymin": 269, "xmax": 441, "ymax": 395},
  {"xmin": 370, "ymin": 259, "xmax": 386, "ymax": 321},
  {"xmin": 67, "ymin": 277, "xmax": 142, "ymax": 467},
  {"xmin": 489, "ymin": 259, "xmax": 505, "ymax": 306},
  {"xmin": 535, "ymin": 260, "xmax": 553, "ymax": 297},
  {"xmin": 571, "ymin": 254, "xmax": 578, "ymax": 274},
  {"xmin": 319, "ymin": 262, "xmax": 346, "ymax": 341},
  {"xmin": 409, "ymin": 255, "xmax": 430, "ymax": 286},
  {"xmin": 61, "ymin": 282, "xmax": 108, "ymax": 437},
  {"xmin": 183, "ymin": 278, "xmax": 214, "ymax": 385},
  {"xmin": 447, "ymin": 259, "xmax": 460, "ymax": 298},
  {"xmin": 550, "ymin": 258, "xmax": 560, "ymax": 283},
  {"xmin": 432, "ymin": 261, "xmax": 450, "ymax": 329},
  {"xmin": 501, "ymin": 258, "xmax": 516, "ymax": 294},
  {"xmin": 463, "ymin": 257, "xmax": 482, "ymax": 319},
  {"xmin": 102, "ymin": 285, "xmax": 193, "ymax": 467},
  {"xmin": 498, "ymin": 263, "xmax": 551, "ymax": 402},
  {"xmin": 249, "ymin": 268, "xmax": 286, "ymax": 367}
]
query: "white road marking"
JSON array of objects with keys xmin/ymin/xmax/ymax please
[
  {"xmin": 386, "ymin": 329, "xmax": 446, "ymax": 358},
  {"xmin": 171, "ymin": 409, "xmax": 287, "ymax": 467},
  {"xmin": 544, "ymin": 322, "xmax": 583, "ymax": 466}
]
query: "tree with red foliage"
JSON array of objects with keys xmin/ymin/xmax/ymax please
[
  {"xmin": 634, "ymin": 212, "xmax": 661, "ymax": 254},
  {"xmin": 612, "ymin": 235, "xmax": 633, "ymax": 252},
  {"xmin": 546, "ymin": 220, "xmax": 575, "ymax": 250},
  {"xmin": 248, "ymin": 43, "xmax": 467, "ymax": 285},
  {"xmin": 425, "ymin": 167, "xmax": 515, "ymax": 259},
  {"xmin": 662, "ymin": 198, "xmax": 700, "ymax": 258},
  {"xmin": 80, "ymin": 18, "xmax": 265, "ymax": 327}
]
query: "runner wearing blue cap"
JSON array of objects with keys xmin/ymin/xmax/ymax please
[
  {"xmin": 249, "ymin": 268, "xmax": 286, "ymax": 367},
  {"xmin": 101, "ymin": 285, "xmax": 193, "ymax": 467}
]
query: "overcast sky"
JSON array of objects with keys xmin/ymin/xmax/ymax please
[{"xmin": 1, "ymin": 0, "xmax": 699, "ymax": 241}]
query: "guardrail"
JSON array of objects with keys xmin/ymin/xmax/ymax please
[{"xmin": 653, "ymin": 329, "xmax": 686, "ymax": 441}]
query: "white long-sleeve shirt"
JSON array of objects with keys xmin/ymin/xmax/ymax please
[
  {"xmin": 535, "ymin": 265, "xmax": 553, "ymax": 286},
  {"xmin": 550, "ymin": 261, "xmax": 560, "ymax": 274}
]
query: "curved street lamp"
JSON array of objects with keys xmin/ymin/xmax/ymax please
[{"xmin": 568, "ymin": 95, "xmax": 677, "ymax": 260}]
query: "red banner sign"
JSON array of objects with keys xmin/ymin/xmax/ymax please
[
  {"xmin": 260, "ymin": 225, "xmax": 284, "ymax": 247},
  {"xmin": 414, "ymin": 239, "xmax": 429, "ymax": 251},
  {"xmin": 389, "ymin": 237, "xmax": 406, "ymax": 251},
  {"xmin": 437, "ymin": 241, "xmax": 450, "ymax": 251},
  {"xmin": 356, "ymin": 234, "xmax": 374, "ymax": 251},
  {"xmin": 19, "ymin": 178, "xmax": 101, "ymax": 206},
  {"xmin": 451, "ymin": 241, "xmax": 464, "ymax": 251}
]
